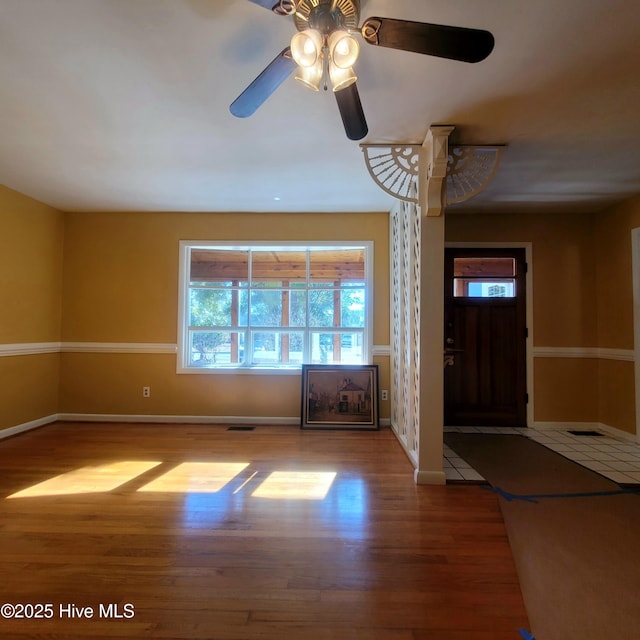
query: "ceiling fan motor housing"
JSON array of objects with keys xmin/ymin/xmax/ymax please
[{"xmin": 294, "ymin": 0, "xmax": 360, "ymax": 33}]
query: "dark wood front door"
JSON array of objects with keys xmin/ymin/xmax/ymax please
[{"xmin": 444, "ymin": 248, "xmax": 527, "ymax": 427}]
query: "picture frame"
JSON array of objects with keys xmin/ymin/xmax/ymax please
[{"xmin": 301, "ymin": 364, "xmax": 379, "ymax": 430}]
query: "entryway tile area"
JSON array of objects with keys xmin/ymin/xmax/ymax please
[
  {"xmin": 443, "ymin": 426, "xmax": 640, "ymax": 485},
  {"xmin": 443, "ymin": 443, "xmax": 486, "ymax": 481}
]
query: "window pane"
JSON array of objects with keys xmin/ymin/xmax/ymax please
[
  {"xmin": 339, "ymin": 332, "xmax": 364, "ymax": 363},
  {"xmin": 453, "ymin": 279, "xmax": 516, "ymax": 298},
  {"xmin": 309, "ymin": 248, "xmax": 365, "ymax": 283},
  {"xmin": 250, "ymin": 290, "xmax": 283, "ymax": 327},
  {"xmin": 251, "ymin": 332, "xmax": 303, "ymax": 365},
  {"xmin": 286, "ymin": 333, "xmax": 304, "ymax": 364},
  {"xmin": 252, "ymin": 250, "xmax": 307, "ymax": 285},
  {"xmin": 309, "ymin": 289, "xmax": 335, "ymax": 327},
  {"xmin": 189, "ymin": 289, "xmax": 233, "ymax": 327},
  {"xmin": 238, "ymin": 289, "xmax": 248, "ymax": 326},
  {"xmin": 341, "ymin": 289, "xmax": 365, "ymax": 327},
  {"xmin": 190, "ymin": 249, "xmax": 248, "ymax": 283},
  {"xmin": 310, "ymin": 332, "xmax": 363, "ymax": 365},
  {"xmin": 289, "ymin": 290, "xmax": 306, "ymax": 327},
  {"xmin": 189, "ymin": 331, "xmax": 244, "ymax": 366},
  {"xmin": 453, "ymin": 257, "xmax": 516, "ymax": 278}
]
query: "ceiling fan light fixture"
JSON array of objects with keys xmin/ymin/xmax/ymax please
[
  {"xmin": 295, "ymin": 58, "xmax": 323, "ymax": 91},
  {"xmin": 328, "ymin": 30, "xmax": 359, "ymax": 68},
  {"xmin": 329, "ymin": 61, "xmax": 357, "ymax": 92},
  {"xmin": 290, "ymin": 29, "xmax": 323, "ymax": 67},
  {"xmin": 234, "ymin": 1, "xmax": 495, "ymax": 141}
]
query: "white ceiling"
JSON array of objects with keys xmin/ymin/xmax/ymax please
[{"xmin": 1, "ymin": 0, "xmax": 639, "ymax": 214}]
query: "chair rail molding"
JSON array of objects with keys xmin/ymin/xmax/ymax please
[
  {"xmin": 0, "ymin": 342, "xmax": 177, "ymax": 357},
  {"xmin": 533, "ymin": 346, "xmax": 634, "ymax": 362}
]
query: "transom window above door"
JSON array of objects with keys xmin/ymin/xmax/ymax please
[
  {"xmin": 177, "ymin": 242, "xmax": 373, "ymax": 373},
  {"xmin": 452, "ymin": 257, "xmax": 517, "ymax": 298}
]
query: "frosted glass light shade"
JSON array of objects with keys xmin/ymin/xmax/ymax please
[
  {"xmin": 329, "ymin": 62, "xmax": 356, "ymax": 92},
  {"xmin": 328, "ymin": 30, "xmax": 359, "ymax": 68},
  {"xmin": 295, "ymin": 58, "xmax": 323, "ymax": 91},
  {"xmin": 291, "ymin": 30, "xmax": 323, "ymax": 68}
]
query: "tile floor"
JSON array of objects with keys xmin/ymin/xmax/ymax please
[{"xmin": 443, "ymin": 426, "xmax": 640, "ymax": 485}]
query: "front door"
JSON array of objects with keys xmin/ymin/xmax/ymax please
[{"xmin": 444, "ymin": 248, "xmax": 527, "ymax": 427}]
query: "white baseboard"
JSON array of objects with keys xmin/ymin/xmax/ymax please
[
  {"xmin": 0, "ymin": 414, "xmax": 59, "ymax": 439},
  {"xmin": 414, "ymin": 469, "xmax": 447, "ymax": 485},
  {"xmin": 58, "ymin": 414, "xmax": 390, "ymax": 426},
  {"xmin": 57, "ymin": 413, "xmax": 302, "ymax": 425},
  {"xmin": 2, "ymin": 413, "xmax": 392, "ymax": 433},
  {"xmin": 594, "ymin": 422, "xmax": 638, "ymax": 443},
  {"xmin": 532, "ymin": 421, "xmax": 637, "ymax": 443}
]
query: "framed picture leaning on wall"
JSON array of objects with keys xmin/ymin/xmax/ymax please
[{"xmin": 301, "ymin": 364, "xmax": 379, "ymax": 430}]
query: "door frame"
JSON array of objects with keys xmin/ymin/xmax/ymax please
[
  {"xmin": 631, "ymin": 228, "xmax": 640, "ymax": 443},
  {"xmin": 445, "ymin": 241, "xmax": 534, "ymax": 428}
]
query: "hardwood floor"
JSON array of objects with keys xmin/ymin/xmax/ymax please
[{"xmin": 0, "ymin": 422, "xmax": 529, "ymax": 639}]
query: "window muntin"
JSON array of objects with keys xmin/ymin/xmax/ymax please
[{"xmin": 178, "ymin": 243, "xmax": 372, "ymax": 371}]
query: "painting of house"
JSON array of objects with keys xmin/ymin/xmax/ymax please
[
  {"xmin": 337, "ymin": 377, "xmax": 371, "ymax": 415},
  {"xmin": 302, "ymin": 366, "xmax": 378, "ymax": 428}
]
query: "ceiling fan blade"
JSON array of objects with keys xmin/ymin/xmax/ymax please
[
  {"xmin": 335, "ymin": 83, "xmax": 368, "ymax": 141},
  {"xmin": 230, "ymin": 48, "xmax": 296, "ymax": 118},
  {"xmin": 248, "ymin": 0, "xmax": 297, "ymax": 15},
  {"xmin": 361, "ymin": 17, "xmax": 495, "ymax": 63},
  {"xmin": 248, "ymin": 0, "xmax": 277, "ymax": 9}
]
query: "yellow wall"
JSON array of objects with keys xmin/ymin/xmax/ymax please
[
  {"xmin": 0, "ymin": 186, "xmax": 64, "ymax": 431},
  {"xmin": 594, "ymin": 197, "xmax": 640, "ymax": 349},
  {"xmin": 60, "ymin": 211, "xmax": 391, "ymax": 420},
  {"xmin": 593, "ymin": 195, "xmax": 640, "ymax": 433},
  {"xmin": 446, "ymin": 212, "xmax": 598, "ymax": 425},
  {"xmin": 447, "ymin": 206, "xmax": 638, "ymax": 435},
  {"xmin": 533, "ymin": 358, "xmax": 599, "ymax": 422},
  {"xmin": 2, "ymin": 180, "xmax": 638, "ymax": 436},
  {"xmin": 446, "ymin": 212, "xmax": 598, "ymax": 347}
]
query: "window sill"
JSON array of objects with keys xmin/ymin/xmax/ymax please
[{"xmin": 177, "ymin": 366, "xmax": 303, "ymax": 375}]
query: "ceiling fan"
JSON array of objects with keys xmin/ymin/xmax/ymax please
[{"xmin": 229, "ymin": 0, "xmax": 495, "ymax": 141}]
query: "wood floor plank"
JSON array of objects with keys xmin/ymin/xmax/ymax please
[{"xmin": 0, "ymin": 422, "xmax": 529, "ymax": 639}]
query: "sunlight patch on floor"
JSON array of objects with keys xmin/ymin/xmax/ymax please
[
  {"xmin": 137, "ymin": 462, "xmax": 250, "ymax": 493},
  {"xmin": 7, "ymin": 461, "xmax": 162, "ymax": 499},
  {"xmin": 6, "ymin": 461, "xmax": 339, "ymax": 500},
  {"xmin": 252, "ymin": 471, "xmax": 337, "ymax": 500}
]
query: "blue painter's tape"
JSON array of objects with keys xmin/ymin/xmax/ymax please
[
  {"xmin": 518, "ymin": 630, "xmax": 535, "ymax": 640},
  {"xmin": 491, "ymin": 487, "xmax": 538, "ymax": 503}
]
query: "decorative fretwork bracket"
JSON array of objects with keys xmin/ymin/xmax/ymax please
[
  {"xmin": 361, "ymin": 135, "xmax": 504, "ymax": 210},
  {"xmin": 359, "ymin": 144, "xmax": 422, "ymax": 202},
  {"xmin": 446, "ymin": 145, "xmax": 503, "ymax": 204}
]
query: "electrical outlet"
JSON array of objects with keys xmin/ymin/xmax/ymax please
[
  {"xmin": 381, "ymin": 390, "xmax": 388, "ymax": 401},
  {"xmin": 142, "ymin": 386, "xmax": 150, "ymax": 398}
]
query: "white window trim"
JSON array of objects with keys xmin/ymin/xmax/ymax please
[{"xmin": 177, "ymin": 240, "xmax": 374, "ymax": 374}]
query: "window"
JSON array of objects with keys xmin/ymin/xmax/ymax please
[
  {"xmin": 178, "ymin": 242, "xmax": 373, "ymax": 372},
  {"xmin": 452, "ymin": 257, "xmax": 517, "ymax": 298}
]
